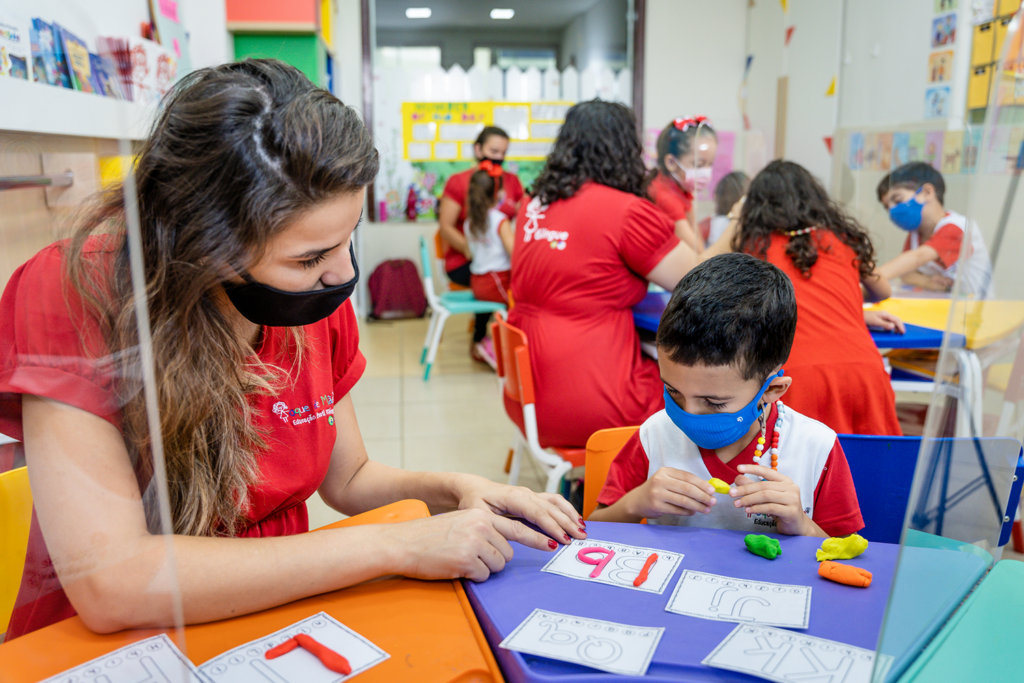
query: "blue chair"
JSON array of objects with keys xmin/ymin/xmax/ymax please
[
  {"xmin": 417, "ymin": 235, "xmax": 505, "ymax": 380},
  {"xmin": 839, "ymin": 434, "xmax": 1024, "ymax": 546}
]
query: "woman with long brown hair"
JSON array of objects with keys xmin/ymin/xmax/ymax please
[{"xmin": 0, "ymin": 59, "xmax": 584, "ymax": 639}]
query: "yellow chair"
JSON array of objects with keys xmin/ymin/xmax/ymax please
[
  {"xmin": 582, "ymin": 427, "xmax": 640, "ymax": 520},
  {"xmin": 0, "ymin": 466, "xmax": 32, "ymax": 638}
]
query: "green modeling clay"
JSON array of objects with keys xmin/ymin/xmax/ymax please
[
  {"xmin": 745, "ymin": 534, "xmax": 782, "ymax": 560},
  {"xmin": 708, "ymin": 477, "xmax": 731, "ymax": 494},
  {"xmin": 816, "ymin": 534, "xmax": 868, "ymax": 562}
]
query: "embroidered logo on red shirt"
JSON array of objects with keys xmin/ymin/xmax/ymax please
[
  {"xmin": 272, "ymin": 394, "xmax": 336, "ymax": 427},
  {"xmin": 522, "ymin": 198, "xmax": 569, "ymax": 250}
]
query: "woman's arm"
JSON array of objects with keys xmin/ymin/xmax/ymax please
[
  {"xmin": 498, "ymin": 218, "xmax": 514, "ymax": 256},
  {"xmin": 438, "ymin": 196, "xmax": 471, "ymax": 259},
  {"xmin": 22, "ymin": 394, "xmax": 581, "ymax": 634},
  {"xmin": 861, "ymin": 267, "xmax": 892, "ymax": 303},
  {"xmin": 674, "ymin": 218, "xmax": 704, "ymax": 254},
  {"xmin": 645, "ymin": 242, "xmax": 698, "ymax": 291},
  {"xmin": 701, "ymin": 198, "xmax": 744, "ymax": 262}
]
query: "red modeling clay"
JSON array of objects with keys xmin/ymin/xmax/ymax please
[
  {"xmin": 265, "ymin": 637, "xmax": 299, "ymax": 659},
  {"xmin": 633, "ymin": 553, "xmax": 659, "ymax": 587},
  {"xmin": 577, "ymin": 547, "xmax": 616, "ymax": 578},
  {"xmin": 264, "ymin": 634, "xmax": 352, "ymax": 675}
]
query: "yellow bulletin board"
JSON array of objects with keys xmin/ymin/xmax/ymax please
[{"xmin": 402, "ymin": 101, "xmax": 572, "ymax": 161}]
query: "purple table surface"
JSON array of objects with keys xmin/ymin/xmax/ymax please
[{"xmin": 465, "ymin": 522, "xmax": 900, "ymax": 682}]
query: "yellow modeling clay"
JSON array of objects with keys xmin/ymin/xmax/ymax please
[
  {"xmin": 816, "ymin": 534, "xmax": 868, "ymax": 562},
  {"xmin": 708, "ymin": 477, "xmax": 731, "ymax": 494}
]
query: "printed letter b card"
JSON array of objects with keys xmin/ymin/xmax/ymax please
[
  {"xmin": 40, "ymin": 634, "xmax": 204, "ymax": 683},
  {"xmin": 500, "ymin": 609, "xmax": 664, "ymax": 676},
  {"xmin": 703, "ymin": 624, "xmax": 892, "ymax": 683},
  {"xmin": 198, "ymin": 612, "xmax": 389, "ymax": 683},
  {"xmin": 541, "ymin": 538, "xmax": 683, "ymax": 594},
  {"xmin": 666, "ymin": 570, "xmax": 811, "ymax": 629}
]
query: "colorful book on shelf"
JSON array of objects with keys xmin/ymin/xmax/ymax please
[
  {"xmin": 40, "ymin": 19, "xmax": 73, "ymax": 88},
  {"xmin": 0, "ymin": 15, "xmax": 30, "ymax": 79},
  {"xmin": 98, "ymin": 36, "xmax": 133, "ymax": 101},
  {"xmin": 29, "ymin": 21, "xmax": 46, "ymax": 83},
  {"xmin": 56, "ymin": 23, "xmax": 95, "ymax": 93},
  {"xmin": 90, "ymin": 52, "xmax": 123, "ymax": 99}
]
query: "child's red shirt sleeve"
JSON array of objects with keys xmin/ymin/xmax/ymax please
[
  {"xmin": 596, "ymin": 431, "xmax": 650, "ymax": 507},
  {"xmin": 811, "ymin": 439, "xmax": 865, "ymax": 537},
  {"xmin": 923, "ymin": 223, "xmax": 964, "ymax": 268}
]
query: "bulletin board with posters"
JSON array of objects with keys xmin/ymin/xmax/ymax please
[{"xmin": 401, "ymin": 101, "xmax": 572, "ymax": 161}]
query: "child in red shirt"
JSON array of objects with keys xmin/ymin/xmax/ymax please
[{"xmin": 591, "ymin": 254, "xmax": 863, "ymax": 538}]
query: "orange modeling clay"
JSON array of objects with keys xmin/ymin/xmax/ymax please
[{"xmin": 818, "ymin": 561, "xmax": 872, "ymax": 587}]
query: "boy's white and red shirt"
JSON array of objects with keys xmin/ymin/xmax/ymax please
[
  {"xmin": 904, "ymin": 210, "xmax": 994, "ymax": 298},
  {"xmin": 597, "ymin": 403, "xmax": 864, "ymax": 537}
]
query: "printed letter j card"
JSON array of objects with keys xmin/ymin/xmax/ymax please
[
  {"xmin": 666, "ymin": 570, "xmax": 811, "ymax": 629},
  {"xmin": 703, "ymin": 625, "xmax": 892, "ymax": 683},
  {"xmin": 500, "ymin": 609, "xmax": 664, "ymax": 676}
]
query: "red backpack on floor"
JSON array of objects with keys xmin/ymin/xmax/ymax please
[{"xmin": 367, "ymin": 259, "xmax": 427, "ymax": 320}]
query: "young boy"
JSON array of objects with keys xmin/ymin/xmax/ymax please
[
  {"xmin": 877, "ymin": 162, "xmax": 993, "ymax": 298},
  {"xmin": 590, "ymin": 254, "xmax": 863, "ymax": 538}
]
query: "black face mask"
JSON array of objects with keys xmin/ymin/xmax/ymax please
[
  {"xmin": 481, "ymin": 156, "xmax": 504, "ymax": 167},
  {"xmin": 223, "ymin": 244, "xmax": 359, "ymax": 327}
]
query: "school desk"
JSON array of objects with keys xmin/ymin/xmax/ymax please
[
  {"xmin": 464, "ymin": 521, "xmax": 990, "ymax": 683},
  {"xmin": 0, "ymin": 499, "xmax": 504, "ymax": 683},
  {"xmin": 896, "ymin": 559, "xmax": 1024, "ymax": 683},
  {"xmin": 633, "ymin": 291, "xmax": 966, "ymax": 350}
]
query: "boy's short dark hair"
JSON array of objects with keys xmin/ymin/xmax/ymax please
[
  {"xmin": 877, "ymin": 161, "xmax": 945, "ymax": 205},
  {"xmin": 656, "ymin": 253, "xmax": 797, "ymax": 382}
]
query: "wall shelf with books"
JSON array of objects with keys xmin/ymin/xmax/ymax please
[{"xmin": 0, "ymin": 76, "xmax": 157, "ymax": 140}]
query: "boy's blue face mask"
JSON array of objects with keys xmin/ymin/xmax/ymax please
[
  {"xmin": 663, "ymin": 370, "xmax": 784, "ymax": 450},
  {"xmin": 888, "ymin": 187, "xmax": 924, "ymax": 231}
]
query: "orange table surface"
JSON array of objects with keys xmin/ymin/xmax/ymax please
[{"xmin": 0, "ymin": 499, "xmax": 503, "ymax": 683}]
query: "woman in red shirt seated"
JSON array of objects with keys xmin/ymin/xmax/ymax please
[
  {"xmin": 508, "ymin": 101, "xmax": 697, "ymax": 449},
  {"xmin": 648, "ymin": 116, "xmax": 719, "ymax": 253},
  {"xmin": 0, "ymin": 59, "xmax": 584, "ymax": 640}
]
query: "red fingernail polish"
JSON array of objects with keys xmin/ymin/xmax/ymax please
[
  {"xmin": 548, "ymin": 539, "xmax": 558, "ymax": 549},
  {"xmin": 578, "ymin": 527, "xmax": 586, "ymax": 534},
  {"xmin": 564, "ymin": 534, "xmax": 571, "ymax": 542},
  {"xmin": 578, "ymin": 517, "xmax": 586, "ymax": 526}
]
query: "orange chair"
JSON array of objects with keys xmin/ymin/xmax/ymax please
[
  {"xmin": 434, "ymin": 231, "xmax": 470, "ymax": 291},
  {"xmin": 491, "ymin": 317, "xmax": 585, "ymax": 493},
  {"xmin": 582, "ymin": 427, "xmax": 640, "ymax": 520}
]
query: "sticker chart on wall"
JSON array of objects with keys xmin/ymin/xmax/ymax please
[
  {"xmin": 703, "ymin": 624, "xmax": 892, "ymax": 683},
  {"xmin": 402, "ymin": 101, "xmax": 571, "ymax": 161},
  {"xmin": 500, "ymin": 609, "xmax": 664, "ymax": 677},
  {"xmin": 39, "ymin": 635, "xmax": 206, "ymax": 683},
  {"xmin": 540, "ymin": 538, "xmax": 684, "ymax": 594},
  {"xmin": 198, "ymin": 612, "xmax": 389, "ymax": 683},
  {"xmin": 665, "ymin": 570, "xmax": 812, "ymax": 629}
]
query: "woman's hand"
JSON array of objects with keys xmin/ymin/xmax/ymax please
[
  {"xmin": 455, "ymin": 476, "xmax": 587, "ymax": 548},
  {"xmin": 729, "ymin": 465, "xmax": 826, "ymax": 537},
  {"xmin": 864, "ymin": 309, "xmax": 905, "ymax": 333}
]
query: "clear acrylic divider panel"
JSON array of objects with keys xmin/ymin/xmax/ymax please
[
  {"xmin": 869, "ymin": 8, "xmax": 1024, "ymax": 683},
  {"xmin": 0, "ymin": 9, "xmax": 187, "ymax": 678}
]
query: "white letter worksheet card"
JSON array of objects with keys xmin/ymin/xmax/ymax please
[
  {"xmin": 666, "ymin": 570, "xmax": 812, "ymax": 629},
  {"xmin": 40, "ymin": 634, "xmax": 205, "ymax": 683},
  {"xmin": 540, "ymin": 538, "xmax": 683, "ymax": 594},
  {"xmin": 500, "ymin": 609, "xmax": 664, "ymax": 677}
]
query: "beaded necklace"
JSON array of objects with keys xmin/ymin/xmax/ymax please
[
  {"xmin": 782, "ymin": 226, "xmax": 816, "ymax": 237},
  {"xmin": 753, "ymin": 400, "xmax": 785, "ymax": 471}
]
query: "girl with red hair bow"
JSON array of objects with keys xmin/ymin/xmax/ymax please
[{"xmin": 649, "ymin": 116, "xmax": 719, "ymax": 253}]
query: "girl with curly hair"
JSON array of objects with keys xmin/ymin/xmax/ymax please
[
  {"xmin": 507, "ymin": 100, "xmax": 697, "ymax": 449},
  {"xmin": 708, "ymin": 160, "xmax": 902, "ymax": 436}
]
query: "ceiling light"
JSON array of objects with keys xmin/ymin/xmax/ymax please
[
  {"xmin": 490, "ymin": 8, "xmax": 515, "ymax": 19},
  {"xmin": 406, "ymin": 7, "xmax": 431, "ymax": 18}
]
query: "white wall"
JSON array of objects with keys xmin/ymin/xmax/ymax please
[
  {"xmin": 642, "ymin": 0, "xmax": 747, "ymax": 135},
  {"xmin": 334, "ymin": 0, "xmax": 365, "ymax": 112},
  {"xmin": 559, "ymin": 0, "xmax": 628, "ymax": 71},
  {"xmin": 837, "ymin": 0, "xmax": 970, "ymax": 129},
  {"xmin": 179, "ymin": 0, "xmax": 230, "ymax": 70}
]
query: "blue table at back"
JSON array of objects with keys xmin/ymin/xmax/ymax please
[
  {"xmin": 632, "ymin": 291, "xmax": 966, "ymax": 349},
  {"xmin": 464, "ymin": 523, "xmax": 987, "ymax": 682}
]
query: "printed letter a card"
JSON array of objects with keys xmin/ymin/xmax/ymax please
[
  {"xmin": 198, "ymin": 612, "xmax": 388, "ymax": 682},
  {"xmin": 39, "ymin": 634, "xmax": 205, "ymax": 683},
  {"xmin": 541, "ymin": 538, "xmax": 683, "ymax": 594},
  {"xmin": 703, "ymin": 624, "xmax": 892, "ymax": 683},
  {"xmin": 666, "ymin": 570, "xmax": 811, "ymax": 629},
  {"xmin": 500, "ymin": 609, "xmax": 664, "ymax": 676}
]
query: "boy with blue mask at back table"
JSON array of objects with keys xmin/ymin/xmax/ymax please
[
  {"xmin": 876, "ymin": 162, "xmax": 994, "ymax": 298},
  {"xmin": 589, "ymin": 254, "xmax": 863, "ymax": 538}
]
